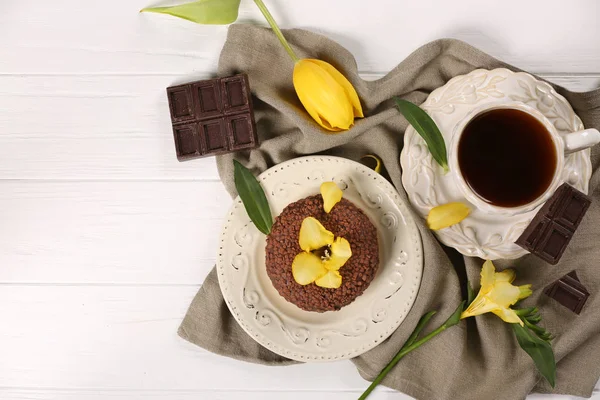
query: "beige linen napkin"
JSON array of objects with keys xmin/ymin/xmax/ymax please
[{"xmin": 178, "ymin": 24, "xmax": 600, "ymax": 400}]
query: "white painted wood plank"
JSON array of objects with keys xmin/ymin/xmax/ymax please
[
  {"xmin": 0, "ymin": 390, "xmax": 413, "ymax": 400},
  {"xmin": 0, "ymin": 286, "xmax": 382, "ymax": 392},
  {"xmin": 0, "ymin": 286, "xmax": 596, "ymax": 399},
  {"xmin": 0, "ymin": 1, "xmax": 599, "ymax": 74},
  {"xmin": 0, "ymin": 181, "xmax": 228, "ymax": 284},
  {"xmin": 0, "ymin": 390, "xmax": 598, "ymax": 400},
  {"xmin": 0, "ymin": 75, "xmax": 597, "ymax": 180}
]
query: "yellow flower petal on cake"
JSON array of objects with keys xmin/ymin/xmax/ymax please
[
  {"xmin": 320, "ymin": 182, "xmax": 343, "ymax": 213},
  {"xmin": 298, "ymin": 217, "xmax": 334, "ymax": 252},
  {"xmin": 315, "ymin": 270, "xmax": 342, "ymax": 289},
  {"xmin": 427, "ymin": 202, "xmax": 470, "ymax": 230},
  {"xmin": 323, "ymin": 237, "xmax": 352, "ymax": 271},
  {"xmin": 292, "ymin": 252, "xmax": 328, "ymax": 285}
]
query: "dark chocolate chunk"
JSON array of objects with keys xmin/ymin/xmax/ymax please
[
  {"xmin": 515, "ymin": 183, "xmax": 591, "ymax": 264},
  {"xmin": 554, "ymin": 189, "xmax": 591, "ymax": 231},
  {"xmin": 166, "ymin": 74, "xmax": 258, "ymax": 161},
  {"xmin": 517, "ymin": 216, "xmax": 551, "ymax": 253},
  {"xmin": 173, "ymin": 123, "xmax": 202, "ymax": 160},
  {"xmin": 192, "ymin": 80, "xmax": 222, "ymax": 119},
  {"xmin": 544, "ymin": 271, "xmax": 589, "ymax": 314},
  {"xmin": 168, "ymin": 86, "xmax": 194, "ymax": 123},
  {"xmin": 221, "ymin": 75, "xmax": 250, "ymax": 114},
  {"xmin": 536, "ymin": 221, "xmax": 572, "ymax": 265}
]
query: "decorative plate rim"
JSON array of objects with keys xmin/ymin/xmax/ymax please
[{"xmin": 216, "ymin": 155, "xmax": 423, "ymax": 362}]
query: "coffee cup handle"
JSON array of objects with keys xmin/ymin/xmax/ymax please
[{"xmin": 563, "ymin": 128, "xmax": 600, "ymax": 154}]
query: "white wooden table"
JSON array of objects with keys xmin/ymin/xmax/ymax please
[{"xmin": 1, "ymin": 1, "xmax": 599, "ymax": 399}]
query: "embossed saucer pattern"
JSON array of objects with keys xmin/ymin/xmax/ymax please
[
  {"xmin": 400, "ymin": 68, "xmax": 592, "ymax": 260},
  {"xmin": 217, "ymin": 156, "xmax": 423, "ymax": 362}
]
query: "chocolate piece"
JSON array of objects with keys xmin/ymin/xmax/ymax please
[
  {"xmin": 544, "ymin": 271, "xmax": 590, "ymax": 314},
  {"xmin": 536, "ymin": 221, "xmax": 572, "ymax": 264},
  {"xmin": 166, "ymin": 74, "xmax": 258, "ymax": 161},
  {"xmin": 515, "ymin": 183, "xmax": 591, "ymax": 264}
]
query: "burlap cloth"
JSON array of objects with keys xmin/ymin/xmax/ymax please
[{"xmin": 178, "ymin": 24, "xmax": 600, "ymax": 400}]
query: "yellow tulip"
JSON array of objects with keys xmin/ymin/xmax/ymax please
[
  {"xmin": 293, "ymin": 59, "xmax": 364, "ymax": 132},
  {"xmin": 461, "ymin": 260, "xmax": 532, "ymax": 325},
  {"xmin": 251, "ymin": 0, "xmax": 364, "ymax": 132}
]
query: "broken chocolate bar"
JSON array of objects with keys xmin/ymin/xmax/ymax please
[
  {"xmin": 167, "ymin": 74, "xmax": 258, "ymax": 161},
  {"xmin": 515, "ymin": 183, "xmax": 591, "ymax": 264},
  {"xmin": 544, "ymin": 271, "xmax": 590, "ymax": 314}
]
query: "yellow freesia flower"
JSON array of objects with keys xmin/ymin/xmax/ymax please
[
  {"xmin": 292, "ymin": 217, "xmax": 352, "ymax": 288},
  {"xmin": 461, "ymin": 260, "xmax": 532, "ymax": 325},
  {"xmin": 320, "ymin": 182, "xmax": 343, "ymax": 213},
  {"xmin": 293, "ymin": 59, "xmax": 363, "ymax": 132}
]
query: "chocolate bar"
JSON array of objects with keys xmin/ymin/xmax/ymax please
[
  {"xmin": 515, "ymin": 183, "xmax": 591, "ymax": 264},
  {"xmin": 544, "ymin": 271, "xmax": 589, "ymax": 314},
  {"xmin": 167, "ymin": 74, "xmax": 258, "ymax": 161}
]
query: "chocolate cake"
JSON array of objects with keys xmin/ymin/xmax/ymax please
[{"xmin": 265, "ymin": 195, "xmax": 379, "ymax": 312}]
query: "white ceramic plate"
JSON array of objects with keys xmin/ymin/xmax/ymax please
[
  {"xmin": 400, "ymin": 68, "xmax": 592, "ymax": 260},
  {"xmin": 217, "ymin": 156, "xmax": 423, "ymax": 362}
]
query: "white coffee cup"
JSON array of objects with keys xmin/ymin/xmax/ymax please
[{"xmin": 448, "ymin": 102, "xmax": 600, "ymax": 215}]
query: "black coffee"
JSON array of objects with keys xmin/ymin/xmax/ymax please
[{"xmin": 458, "ymin": 108, "xmax": 557, "ymax": 207}]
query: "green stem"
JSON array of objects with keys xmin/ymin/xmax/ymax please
[
  {"xmin": 358, "ymin": 324, "xmax": 449, "ymax": 400},
  {"xmin": 253, "ymin": 0, "xmax": 299, "ymax": 62},
  {"xmin": 358, "ymin": 301, "xmax": 465, "ymax": 400}
]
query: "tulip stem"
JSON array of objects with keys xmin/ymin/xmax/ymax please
[
  {"xmin": 253, "ymin": 0, "xmax": 299, "ymax": 62},
  {"xmin": 357, "ymin": 302, "xmax": 465, "ymax": 400}
]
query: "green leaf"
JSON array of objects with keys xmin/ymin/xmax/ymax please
[
  {"xmin": 141, "ymin": 0, "xmax": 241, "ymax": 25},
  {"xmin": 395, "ymin": 98, "xmax": 449, "ymax": 173},
  {"xmin": 466, "ymin": 281, "xmax": 475, "ymax": 307},
  {"xmin": 512, "ymin": 323, "xmax": 556, "ymax": 387},
  {"xmin": 233, "ymin": 160, "xmax": 273, "ymax": 235},
  {"xmin": 443, "ymin": 301, "xmax": 466, "ymax": 328},
  {"xmin": 403, "ymin": 311, "xmax": 437, "ymax": 348}
]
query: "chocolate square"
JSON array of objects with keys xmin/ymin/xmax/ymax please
[
  {"xmin": 167, "ymin": 86, "xmax": 194, "ymax": 123},
  {"xmin": 192, "ymin": 80, "xmax": 222, "ymax": 120},
  {"xmin": 173, "ymin": 123, "xmax": 202, "ymax": 160},
  {"xmin": 536, "ymin": 221, "xmax": 572, "ymax": 265},
  {"xmin": 515, "ymin": 183, "xmax": 591, "ymax": 264},
  {"xmin": 200, "ymin": 119, "xmax": 228, "ymax": 153},
  {"xmin": 544, "ymin": 271, "xmax": 590, "ymax": 314},
  {"xmin": 554, "ymin": 190, "xmax": 591, "ymax": 231},
  {"xmin": 226, "ymin": 114, "xmax": 256, "ymax": 149},
  {"xmin": 166, "ymin": 74, "xmax": 259, "ymax": 161},
  {"xmin": 517, "ymin": 217, "xmax": 551, "ymax": 252},
  {"xmin": 221, "ymin": 75, "xmax": 250, "ymax": 114}
]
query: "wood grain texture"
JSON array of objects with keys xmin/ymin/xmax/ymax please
[
  {"xmin": 0, "ymin": 181, "xmax": 227, "ymax": 284},
  {"xmin": 1, "ymin": 0, "xmax": 599, "ymax": 398},
  {"xmin": 0, "ymin": 286, "xmax": 378, "ymax": 392},
  {"xmin": 0, "ymin": 75, "xmax": 597, "ymax": 180},
  {"xmin": 0, "ymin": 0, "xmax": 599, "ymax": 74}
]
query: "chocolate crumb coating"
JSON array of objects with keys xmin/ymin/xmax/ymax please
[{"xmin": 265, "ymin": 195, "xmax": 379, "ymax": 312}]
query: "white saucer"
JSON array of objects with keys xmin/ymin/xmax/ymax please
[
  {"xmin": 217, "ymin": 156, "xmax": 423, "ymax": 362},
  {"xmin": 400, "ymin": 68, "xmax": 591, "ymax": 260}
]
